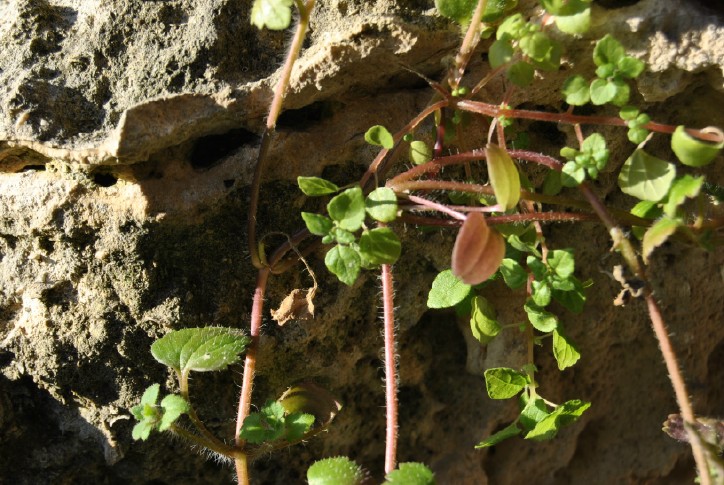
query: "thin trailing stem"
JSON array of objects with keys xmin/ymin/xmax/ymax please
[
  {"xmin": 234, "ymin": 267, "xmax": 271, "ymax": 485},
  {"xmin": 380, "ymin": 263, "xmax": 399, "ymax": 473},
  {"xmin": 448, "ymin": 0, "xmax": 489, "ymax": 89}
]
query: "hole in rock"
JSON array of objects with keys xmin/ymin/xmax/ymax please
[
  {"xmin": 190, "ymin": 128, "xmax": 259, "ymax": 170},
  {"xmin": 223, "ymin": 179, "xmax": 235, "ymax": 189},
  {"xmin": 276, "ymin": 101, "xmax": 335, "ymax": 130},
  {"xmin": 92, "ymin": 172, "xmax": 118, "ymax": 187},
  {"xmin": 20, "ymin": 165, "xmax": 46, "ymax": 172}
]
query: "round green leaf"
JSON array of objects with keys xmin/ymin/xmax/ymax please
[
  {"xmin": 617, "ymin": 56, "xmax": 645, "ymax": 79},
  {"xmin": 159, "ymin": 394, "xmax": 190, "ymax": 431},
  {"xmin": 434, "ymin": 0, "xmax": 476, "ymax": 24},
  {"xmin": 308, "ymin": 457, "xmax": 364, "ymax": 485},
  {"xmin": 499, "ymin": 258, "xmax": 527, "ymax": 289},
  {"xmin": 671, "ymin": 125, "xmax": 724, "ymax": 167},
  {"xmin": 524, "ymin": 300, "xmax": 558, "ymax": 332},
  {"xmin": 590, "ymin": 78, "xmax": 617, "ymax": 105},
  {"xmin": 427, "ymin": 269, "xmax": 471, "ymax": 309},
  {"xmin": 250, "ymin": 0, "xmax": 293, "ymax": 31},
  {"xmin": 470, "ymin": 295, "xmax": 501, "ymax": 345},
  {"xmin": 383, "ymin": 463, "xmax": 436, "ymax": 485},
  {"xmin": 301, "ymin": 212, "xmax": 334, "ymax": 236},
  {"xmin": 618, "ymin": 149, "xmax": 676, "ymax": 201},
  {"xmin": 540, "ymin": 0, "xmax": 590, "ymax": 16},
  {"xmin": 593, "ymin": 34, "xmax": 625, "ymax": 67},
  {"xmin": 562, "ymin": 75, "xmax": 590, "ymax": 106},
  {"xmin": 520, "ymin": 32, "xmax": 552, "ymax": 63},
  {"xmin": 554, "ymin": 8, "xmax": 590, "ymax": 35},
  {"xmin": 548, "ymin": 249, "xmax": 574, "ymax": 278},
  {"xmin": 327, "ymin": 187, "xmax": 366, "ymax": 231},
  {"xmin": 484, "ymin": 367, "xmax": 528, "ymax": 399},
  {"xmin": 150, "ymin": 327, "xmax": 250, "ymax": 374},
  {"xmin": 409, "ymin": 140, "xmax": 433, "ymax": 165},
  {"xmin": 364, "ymin": 125, "xmax": 394, "ymax": 149},
  {"xmin": 507, "ymin": 61, "xmax": 535, "ymax": 87},
  {"xmin": 365, "ymin": 187, "xmax": 398, "ymax": 222},
  {"xmin": 489, "ymin": 38, "xmax": 514, "ymax": 69},
  {"xmin": 325, "ymin": 245, "xmax": 361, "ymax": 286},
  {"xmin": 358, "ymin": 228, "xmax": 401, "ymax": 265}
]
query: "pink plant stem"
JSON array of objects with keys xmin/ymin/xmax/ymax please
[
  {"xmin": 380, "ymin": 263, "xmax": 398, "ymax": 473},
  {"xmin": 234, "ymin": 267, "xmax": 271, "ymax": 485}
]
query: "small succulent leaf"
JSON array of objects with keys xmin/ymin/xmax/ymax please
[
  {"xmin": 618, "ymin": 149, "xmax": 676, "ymax": 201},
  {"xmin": 499, "ymin": 258, "xmax": 527, "ymax": 289},
  {"xmin": 552, "ymin": 329, "xmax": 581, "ymax": 370},
  {"xmin": 548, "ymin": 249, "xmax": 575, "ymax": 278},
  {"xmin": 383, "ymin": 463, "xmax": 436, "ymax": 485},
  {"xmin": 327, "ymin": 188, "xmax": 366, "ymax": 231},
  {"xmin": 553, "ymin": 8, "xmax": 590, "ymax": 34},
  {"xmin": 484, "ymin": 367, "xmax": 528, "ymax": 399},
  {"xmin": 562, "ymin": 75, "xmax": 590, "ymax": 105},
  {"xmin": 307, "ymin": 457, "xmax": 365, "ymax": 485},
  {"xmin": 664, "ymin": 175, "xmax": 704, "ymax": 217},
  {"xmin": 470, "ymin": 295, "xmax": 502, "ymax": 345},
  {"xmin": 507, "ymin": 61, "xmax": 535, "ymax": 87},
  {"xmin": 284, "ymin": 412, "xmax": 315, "ymax": 441},
  {"xmin": 297, "ymin": 176, "xmax": 340, "ymax": 196},
  {"xmin": 302, "ymin": 212, "xmax": 334, "ymax": 236},
  {"xmin": 151, "ymin": 328, "xmax": 250, "ymax": 374},
  {"xmin": 250, "ymin": 0, "xmax": 293, "ymax": 30},
  {"xmin": 475, "ymin": 422, "xmax": 522, "ymax": 448},
  {"xmin": 589, "ymin": 78, "xmax": 617, "ymax": 105},
  {"xmin": 409, "ymin": 140, "xmax": 433, "ymax": 165},
  {"xmin": 540, "ymin": 0, "xmax": 590, "ymax": 16},
  {"xmin": 519, "ymin": 396, "xmax": 551, "ymax": 431},
  {"xmin": 325, "ymin": 245, "xmax": 361, "ymax": 286},
  {"xmin": 452, "ymin": 213, "xmax": 506, "ymax": 285},
  {"xmin": 427, "ymin": 269, "xmax": 472, "ymax": 308},
  {"xmin": 671, "ymin": 125, "xmax": 724, "ymax": 167},
  {"xmin": 358, "ymin": 228, "xmax": 401, "ymax": 265},
  {"xmin": 365, "ymin": 188, "xmax": 398, "ymax": 222},
  {"xmin": 159, "ymin": 394, "xmax": 190, "ymax": 431},
  {"xmin": 593, "ymin": 34, "xmax": 625, "ymax": 66},
  {"xmin": 486, "ymin": 143, "xmax": 521, "ymax": 211},
  {"xmin": 365, "ymin": 125, "xmax": 394, "ymax": 149},
  {"xmin": 642, "ymin": 217, "xmax": 680, "ymax": 264},
  {"xmin": 524, "ymin": 300, "xmax": 558, "ymax": 332},
  {"xmin": 489, "ymin": 38, "xmax": 515, "ymax": 69}
]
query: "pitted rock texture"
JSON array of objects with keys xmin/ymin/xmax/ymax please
[{"xmin": 0, "ymin": 0, "xmax": 723, "ymax": 484}]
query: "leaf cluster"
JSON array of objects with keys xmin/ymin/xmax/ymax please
[
  {"xmin": 131, "ymin": 384, "xmax": 190, "ymax": 441},
  {"xmin": 239, "ymin": 400, "xmax": 315, "ymax": 444},
  {"xmin": 307, "ymin": 457, "xmax": 435, "ymax": 485},
  {"xmin": 559, "ymin": 133, "xmax": 610, "ymax": 186}
]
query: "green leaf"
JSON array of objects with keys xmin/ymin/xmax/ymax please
[
  {"xmin": 548, "ymin": 249, "xmax": 574, "ymax": 278},
  {"xmin": 325, "ymin": 245, "xmax": 361, "ymax": 286},
  {"xmin": 497, "ymin": 13, "xmax": 527, "ymax": 40},
  {"xmin": 427, "ymin": 269, "xmax": 472, "ymax": 309},
  {"xmin": 307, "ymin": 457, "xmax": 364, "ymax": 485},
  {"xmin": 434, "ymin": 0, "xmax": 476, "ymax": 24},
  {"xmin": 151, "ymin": 327, "xmax": 250, "ymax": 374},
  {"xmin": 593, "ymin": 34, "xmax": 625, "ymax": 66},
  {"xmin": 475, "ymin": 422, "xmax": 522, "ymax": 448},
  {"xmin": 664, "ymin": 175, "xmax": 704, "ymax": 217},
  {"xmin": 330, "ymin": 227, "xmax": 356, "ymax": 245},
  {"xmin": 562, "ymin": 75, "xmax": 590, "ymax": 106},
  {"xmin": 526, "ymin": 255, "xmax": 547, "ymax": 280},
  {"xmin": 365, "ymin": 187, "xmax": 398, "ymax": 222},
  {"xmin": 358, "ymin": 228, "xmax": 401, "ymax": 265},
  {"xmin": 250, "ymin": 0, "xmax": 293, "ymax": 31},
  {"xmin": 507, "ymin": 61, "xmax": 535, "ymax": 87},
  {"xmin": 302, "ymin": 212, "xmax": 334, "ymax": 236},
  {"xmin": 609, "ymin": 78, "xmax": 631, "ymax": 107},
  {"xmin": 671, "ymin": 125, "xmax": 724, "ymax": 167},
  {"xmin": 531, "ymin": 280, "xmax": 552, "ymax": 307},
  {"xmin": 520, "ymin": 32, "xmax": 552, "ymax": 63},
  {"xmin": 524, "ymin": 300, "xmax": 558, "ymax": 332},
  {"xmin": 561, "ymin": 161, "xmax": 585, "ymax": 187},
  {"xmin": 554, "ymin": 8, "xmax": 590, "ymax": 35},
  {"xmin": 552, "ymin": 277, "xmax": 586, "ymax": 313},
  {"xmin": 297, "ymin": 176, "xmax": 340, "ymax": 196},
  {"xmin": 328, "ymin": 187, "xmax": 366, "ymax": 231},
  {"xmin": 542, "ymin": 170, "xmax": 563, "ymax": 195},
  {"xmin": 540, "ymin": 0, "xmax": 590, "ymax": 16},
  {"xmin": 525, "ymin": 399, "xmax": 590, "ymax": 440},
  {"xmin": 484, "ymin": 367, "xmax": 528, "ymax": 399},
  {"xmin": 240, "ymin": 401, "xmax": 287, "ymax": 444},
  {"xmin": 590, "ymin": 78, "xmax": 617, "ymax": 105},
  {"xmin": 519, "ymin": 396, "xmax": 551, "ymax": 431},
  {"xmin": 284, "ymin": 412, "xmax": 315, "ymax": 441},
  {"xmin": 642, "ymin": 217, "xmax": 680, "ymax": 264},
  {"xmin": 139, "ymin": 384, "xmax": 160, "ymax": 408},
  {"xmin": 485, "ymin": 143, "xmax": 521, "ymax": 210},
  {"xmin": 159, "ymin": 394, "xmax": 189, "ymax": 431},
  {"xmin": 132, "ymin": 420, "xmax": 155, "ymax": 441},
  {"xmin": 409, "ymin": 140, "xmax": 433, "ymax": 165},
  {"xmin": 618, "ymin": 149, "xmax": 676, "ymax": 201},
  {"xmin": 617, "ymin": 56, "xmax": 645, "ymax": 79},
  {"xmin": 489, "ymin": 38, "xmax": 514, "ymax": 69},
  {"xmin": 552, "ymin": 329, "xmax": 580, "ymax": 370},
  {"xmin": 470, "ymin": 296, "xmax": 501, "ymax": 345},
  {"xmin": 383, "ymin": 463, "xmax": 436, "ymax": 485},
  {"xmin": 365, "ymin": 125, "xmax": 394, "ymax": 149},
  {"xmin": 499, "ymin": 258, "xmax": 527, "ymax": 289},
  {"xmin": 481, "ymin": 0, "xmax": 519, "ymax": 22},
  {"xmin": 619, "ymin": 106, "xmax": 639, "ymax": 120}
]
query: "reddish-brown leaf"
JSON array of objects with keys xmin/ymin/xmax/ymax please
[{"xmin": 451, "ymin": 212, "xmax": 505, "ymax": 285}]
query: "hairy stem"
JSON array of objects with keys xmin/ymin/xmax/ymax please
[
  {"xmin": 234, "ymin": 267, "xmax": 271, "ymax": 484},
  {"xmin": 380, "ymin": 263, "xmax": 399, "ymax": 473},
  {"xmin": 248, "ymin": 1, "xmax": 316, "ymax": 269},
  {"xmin": 169, "ymin": 424, "xmax": 240, "ymax": 460},
  {"xmin": 448, "ymin": 0, "xmax": 489, "ymax": 89}
]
